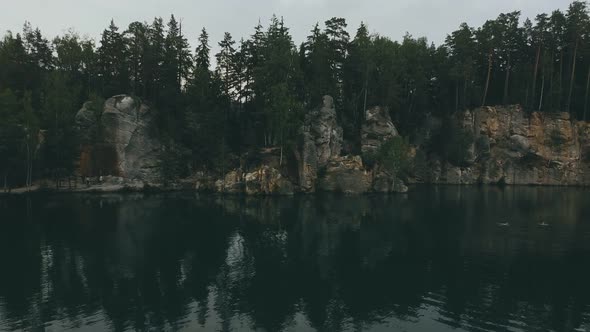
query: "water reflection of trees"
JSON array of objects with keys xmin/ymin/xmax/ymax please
[{"xmin": 0, "ymin": 187, "xmax": 589, "ymax": 331}]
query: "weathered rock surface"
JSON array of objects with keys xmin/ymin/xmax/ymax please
[
  {"xmin": 245, "ymin": 166, "xmax": 294, "ymax": 195},
  {"xmin": 76, "ymin": 95, "xmax": 161, "ymax": 181},
  {"xmin": 293, "ymin": 99, "xmax": 408, "ymax": 194},
  {"xmin": 318, "ymin": 156, "xmax": 372, "ymax": 194},
  {"xmin": 215, "ymin": 170, "xmax": 244, "ymax": 194},
  {"xmin": 416, "ymin": 105, "xmax": 590, "ymax": 186},
  {"xmin": 297, "ymin": 95, "xmax": 343, "ymax": 192},
  {"xmin": 361, "ymin": 106, "xmax": 398, "ymax": 154},
  {"xmin": 213, "ymin": 166, "xmax": 294, "ymax": 195},
  {"xmin": 317, "ymin": 156, "xmax": 409, "ymax": 194}
]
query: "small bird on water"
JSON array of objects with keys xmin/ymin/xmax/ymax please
[
  {"xmin": 497, "ymin": 221, "xmax": 510, "ymax": 227},
  {"xmin": 538, "ymin": 219, "xmax": 549, "ymax": 227}
]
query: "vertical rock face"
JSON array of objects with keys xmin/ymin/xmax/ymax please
[
  {"xmin": 76, "ymin": 95, "xmax": 161, "ymax": 181},
  {"xmin": 417, "ymin": 105, "xmax": 590, "ymax": 186},
  {"xmin": 297, "ymin": 96, "xmax": 343, "ymax": 192},
  {"xmin": 308, "ymin": 95, "xmax": 344, "ymax": 166},
  {"xmin": 361, "ymin": 106, "xmax": 399, "ymax": 154},
  {"xmin": 295, "ymin": 98, "xmax": 407, "ymax": 194}
]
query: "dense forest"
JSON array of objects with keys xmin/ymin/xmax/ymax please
[{"xmin": 1, "ymin": 1, "xmax": 590, "ymax": 187}]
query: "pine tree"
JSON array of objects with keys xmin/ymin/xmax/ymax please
[
  {"xmin": 97, "ymin": 20, "xmax": 129, "ymax": 96},
  {"xmin": 476, "ymin": 19, "xmax": 500, "ymax": 106},
  {"xmin": 324, "ymin": 17, "xmax": 350, "ymax": 106},
  {"xmin": 343, "ymin": 22, "xmax": 372, "ymax": 137},
  {"xmin": 216, "ymin": 32, "xmax": 236, "ymax": 98},
  {"xmin": 0, "ymin": 32, "xmax": 28, "ymax": 94},
  {"xmin": 303, "ymin": 23, "xmax": 335, "ymax": 105},
  {"xmin": 496, "ymin": 11, "xmax": 523, "ymax": 105},
  {"xmin": 549, "ymin": 10, "xmax": 568, "ymax": 110},
  {"xmin": 565, "ymin": 1, "xmax": 589, "ymax": 116},
  {"xmin": 144, "ymin": 17, "xmax": 166, "ymax": 101},
  {"xmin": 195, "ymin": 27, "xmax": 211, "ymax": 71},
  {"xmin": 533, "ymin": 14, "xmax": 550, "ymax": 111},
  {"xmin": 446, "ymin": 23, "xmax": 476, "ymax": 111},
  {"xmin": 125, "ymin": 21, "xmax": 149, "ymax": 96}
]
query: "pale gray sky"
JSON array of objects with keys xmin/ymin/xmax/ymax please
[{"xmin": 0, "ymin": 0, "xmax": 574, "ymax": 52}]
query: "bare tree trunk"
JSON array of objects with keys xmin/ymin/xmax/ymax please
[
  {"xmin": 549, "ymin": 51, "xmax": 555, "ymax": 109},
  {"xmin": 455, "ymin": 80, "xmax": 459, "ymax": 112},
  {"xmin": 280, "ymin": 137, "xmax": 283, "ymax": 166},
  {"xmin": 503, "ymin": 55, "xmax": 511, "ymax": 105},
  {"xmin": 482, "ymin": 51, "xmax": 493, "ymax": 107},
  {"xmin": 363, "ymin": 75, "xmax": 368, "ymax": 120},
  {"xmin": 559, "ymin": 50, "xmax": 564, "ymax": 109},
  {"xmin": 532, "ymin": 45, "xmax": 541, "ymax": 108},
  {"xmin": 28, "ymin": 159, "xmax": 33, "ymax": 190},
  {"xmin": 524, "ymin": 85, "xmax": 529, "ymax": 110},
  {"xmin": 584, "ymin": 64, "xmax": 590, "ymax": 121},
  {"xmin": 539, "ymin": 69, "xmax": 546, "ymax": 112},
  {"xmin": 25, "ymin": 141, "xmax": 31, "ymax": 191},
  {"xmin": 463, "ymin": 76, "xmax": 468, "ymax": 110},
  {"xmin": 567, "ymin": 39, "xmax": 579, "ymax": 115}
]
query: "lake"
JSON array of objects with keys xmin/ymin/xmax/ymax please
[{"xmin": 1, "ymin": 186, "xmax": 590, "ymax": 332}]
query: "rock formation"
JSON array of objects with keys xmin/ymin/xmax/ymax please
[
  {"xmin": 318, "ymin": 156, "xmax": 372, "ymax": 194},
  {"xmin": 297, "ymin": 95, "xmax": 343, "ymax": 192},
  {"xmin": 293, "ymin": 97, "xmax": 408, "ymax": 194},
  {"xmin": 76, "ymin": 95, "xmax": 161, "ymax": 181},
  {"xmin": 414, "ymin": 105, "xmax": 590, "ymax": 186},
  {"xmin": 213, "ymin": 166, "xmax": 294, "ymax": 195},
  {"xmin": 67, "ymin": 95, "xmax": 590, "ymax": 193},
  {"xmin": 361, "ymin": 106, "xmax": 399, "ymax": 154}
]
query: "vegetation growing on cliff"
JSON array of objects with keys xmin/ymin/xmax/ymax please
[
  {"xmin": 1, "ymin": 1, "xmax": 590, "ymax": 187},
  {"xmin": 364, "ymin": 137, "xmax": 412, "ymax": 178}
]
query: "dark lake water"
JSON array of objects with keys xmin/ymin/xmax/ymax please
[{"xmin": 1, "ymin": 187, "xmax": 590, "ymax": 332}]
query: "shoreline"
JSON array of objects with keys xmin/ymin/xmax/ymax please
[{"xmin": 2, "ymin": 181, "xmax": 589, "ymax": 196}]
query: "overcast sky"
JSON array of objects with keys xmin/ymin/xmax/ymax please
[{"xmin": 1, "ymin": 0, "xmax": 574, "ymax": 53}]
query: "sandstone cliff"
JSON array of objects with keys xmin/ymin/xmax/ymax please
[
  {"xmin": 76, "ymin": 95, "xmax": 161, "ymax": 181},
  {"xmin": 413, "ymin": 105, "xmax": 590, "ymax": 186},
  {"xmin": 71, "ymin": 95, "xmax": 590, "ymax": 194}
]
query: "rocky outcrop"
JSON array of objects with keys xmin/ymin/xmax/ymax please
[
  {"xmin": 361, "ymin": 106, "xmax": 398, "ymax": 154},
  {"xmin": 317, "ymin": 156, "xmax": 408, "ymax": 194},
  {"xmin": 318, "ymin": 156, "xmax": 372, "ymax": 194},
  {"xmin": 76, "ymin": 95, "xmax": 161, "ymax": 181},
  {"xmin": 213, "ymin": 166, "xmax": 294, "ymax": 195},
  {"xmin": 293, "ymin": 98, "xmax": 408, "ymax": 194},
  {"xmin": 415, "ymin": 105, "xmax": 590, "ymax": 186},
  {"xmin": 297, "ymin": 96, "xmax": 343, "ymax": 192},
  {"xmin": 309, "ymin": 95, "xmax": 344, "ymax": 166},
  {"xmin": 245, "ymin": 166, "xmax": 294, "ymax": 195},
  {"xmin": 215, "ymin": 170, "xmax": 244, "ymax": 194}
]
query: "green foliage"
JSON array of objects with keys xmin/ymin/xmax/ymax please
[
  {"xmin": 432, "ymin": 120, "xmax": 474, "ymax": 166},
  {"xmin": 371, "ymin": 137, "xmax": 412, "ymax": 177},
  {"xmin": 159, "ymin": 140, "xmax": 190, "ymax": 182},
  {"xmin": 0, "ymin": 89, "xmax": 24, "ymax": 185},
  {"xmin": 97, "ymin": 20, "xmax": 129, "ymax": 97}
]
